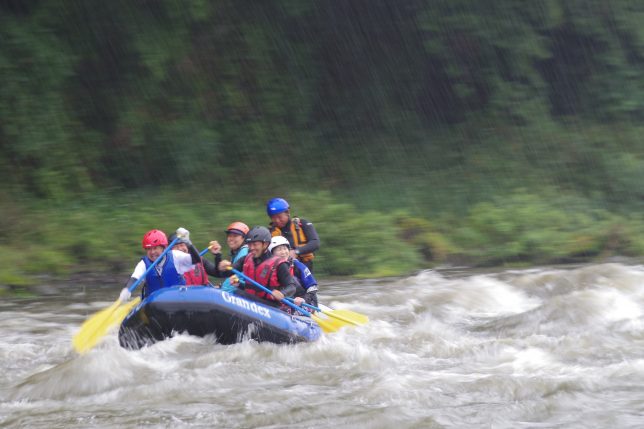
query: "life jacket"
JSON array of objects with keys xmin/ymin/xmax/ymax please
[
  {"xmin": 142, "ymin": 251, "xmax": 186, "ymax": 296},
  {"xmin": 292, "ymin": 259, "xmax": 317, "ymax": 290},
  {"xmin": 271, "ymin": 217, "xmax": 314, "ymax": 262},
  {"xmin": 242, "ymin": 253, "xmax": 287, "ymax": 301},
  {"xmin": 221, "ymin": 245, "xmax": 249, "ymax": 293},
  {"xmin": 183, "ymin": 261, "xmax": 208, "ymax": 286}
]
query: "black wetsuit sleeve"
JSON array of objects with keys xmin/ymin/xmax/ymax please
[
  {"xmin": 276, "ymin": 262, "xmax": 296, "ymax": 297},
  {"xmin": 297, "ymin": 219, "xmax": 320, "ymax": 255},
  {"xmin": 125, "ymin": 276, "xmax": 147, "ymax": 297},
  {"xmin": 293, "ymin": 278, "xmax": 306, "ymax": 298},
  {"xmin": 203, "ymin": 253, "xmax": 223, "ymax": 277},
  {"xmin": 124, "ymin": 277, "xmax": 137, "ymax": 289},
  {"xmin": 187, "ymin": 244, "xmax": 201, "ymax": 264},
  {"xmin": 202, "ymin": 256, "xmax": 217, "ymax": 276}
]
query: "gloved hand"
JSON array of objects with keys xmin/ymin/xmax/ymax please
[
  {"xmin": 175, "ymin": 227, "xmax": 191, "ymax": 245},
  {"xmin": 304, "ymin": 291, "xmax": 318, "ymax": 308},
  {"xmin": 119, "ymin": 287, "xmax": 132, "ymax": 302}
]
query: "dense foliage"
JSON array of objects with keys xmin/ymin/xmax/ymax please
[{"xmin": 2, "ymin": 1, "xmax": 644, "ymax": 284}]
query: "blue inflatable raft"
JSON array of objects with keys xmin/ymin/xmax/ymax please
[{"xmin": 118, "ymin": 285, "xmax": 322, "ymax": 349}]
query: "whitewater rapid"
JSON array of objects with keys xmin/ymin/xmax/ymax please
[{"xmin": 1, "ymin": 263, "xmax": 643, "ymax": 428}]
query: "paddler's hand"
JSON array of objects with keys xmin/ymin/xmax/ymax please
[
  {"xmin": 219, "ymin": 260, "xmax": 232, "ymax": 271},
  {"xmin": 271, "ymin": 290, "xmax": 285, "ymax": 301},
  {"xmin": 119, "ymin": 288, "xmax": 132, "ymax": 302},
  {"xmin": 229, "ymin": 275, "xmax": 239, "ymax": 285},
  {"xmin": 176, "ymin": 227, "xmax": 191, "ymax": 244},
  {"xmin": 209, "ymin": 240, "xmax": 222, "ymax": 254}
]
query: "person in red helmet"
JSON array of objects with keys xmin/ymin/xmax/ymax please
[
  {"xmin": 119, "ymin": 227, "xmax": 202, "ymax": 300},
  {"xmin": 266, "ymin": 197, "xmax": 320, "ymax": 272},
  {"xmin": 219, "ymin": 226, "xmax": 297, "ymax": 307},
  {"xmin": 203, "ymin": 221, "xmax": 250, "ymax": 292}
]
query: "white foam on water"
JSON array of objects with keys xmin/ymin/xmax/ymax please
[{"xmin": 3, "ymin": 263, "xmax": 644, "ymax": 428}]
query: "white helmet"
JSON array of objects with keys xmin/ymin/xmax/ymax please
[{"xmin": 268, "ymin": 236, "xmax": 290, "ymax": 253}]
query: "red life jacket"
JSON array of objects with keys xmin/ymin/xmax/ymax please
[
  {"xmin": 183, "ymin": 261, "xmax": 209, "ymax": 286},
  {"xmin": 242, "ymin": 254, "xmax": 286, "ymax": 301}
]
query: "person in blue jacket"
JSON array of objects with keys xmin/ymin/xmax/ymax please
[
  {"xmin": 268, "ymin": 235, "xmax": 319, "ymax": 308},
  {"xmin": 204, "ymin": 221, "xmax": 250, "ymax": 292}
]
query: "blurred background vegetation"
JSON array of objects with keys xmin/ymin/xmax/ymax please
[{"xmin": 3, "ymin": 0, "xmax": 644, "ymax": 286}]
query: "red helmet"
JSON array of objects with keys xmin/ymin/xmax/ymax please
[
  {"xmin": 225, "ymin": 221, "xmax": 250, "ymax": 237},
  {"xmin": 142, "ymin": 229, "xmax": 168, "ymax": 249}
]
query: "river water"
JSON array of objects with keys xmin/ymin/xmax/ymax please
[{"xmin": 1, "ymin": 263, "xmax": 644, "ymax": 428}]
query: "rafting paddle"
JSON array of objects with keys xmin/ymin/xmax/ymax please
[
  {"xmin": 72, "ymin": 236, "xmax": 180, "ymax": 354},
  {"xmin": 286, "ymin": 299, "xmax": 368, "ymax": 328},
  {"xmin": 228, "ymin": 268, "xmax": 339, "ymax": 333},
  {"xmin": 102, "ymin": 245, "xmax": 213, "ymax": 328}
]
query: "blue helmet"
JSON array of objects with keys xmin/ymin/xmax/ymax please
[{"xmin": 266, "ymin": 197, "xmax": 290, "ymax": 217}]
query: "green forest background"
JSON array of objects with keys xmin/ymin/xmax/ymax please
[{"xmin": 3, "ymin": 0, "xmax": 644, "ymax": 287}]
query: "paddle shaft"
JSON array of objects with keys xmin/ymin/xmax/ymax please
[
  {"xmin": 229, "ymin": 268, "xmax": 313, "ymax": 317},
  {"xmin": 128, "ymin": 237, "xmax": 180, "ymax": 293}
]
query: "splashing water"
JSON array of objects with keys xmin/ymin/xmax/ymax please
[{"xmin": 1, "ymin": 263, "xmax": 644, "ymax": 428}]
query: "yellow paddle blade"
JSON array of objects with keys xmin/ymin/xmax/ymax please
[
  {"xmin": 322, "ymin": 308, "xmax": 369, "ymax": 326},
  {"xmin": 105, "ymin": 297, "xmax": 141, "ymax": 330},
  {"xmin": 72, "ymin": 298, "xmax": 140, "ymax": 354},
  {"xmin": 311, "ymin": 314, "xmax": 340, "ymax": 333},
  {"xmin": 311, "ymin": 309, "xmax": 362, "ymax": 333},
  {"xmin": 73, "ymin": 300, "xmax": 120, "ymax": 354}
]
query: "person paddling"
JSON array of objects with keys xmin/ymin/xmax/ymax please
[
  {"xmin": 268, "ymin": 236, "xmax": 319, "ymax": 308},
  {"xmin": 219, "ymin": 226, "xmax": 297, "ymax": 308},
  {"xmin": 168, "ymin": 232, "xmax": 209, "ymax": 286},
  {"xmin": 119, "ymin": 228, "xmax": 201, "ymax": 301},
  {"xmin": 267, "ymin": 198, "xmax": 320, "ymax": 272},
  {"xmin": 204, "ymin": 221, "xmax": 250, "ymax": 292}
]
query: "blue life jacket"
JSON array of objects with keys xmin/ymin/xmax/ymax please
[
  {"xmin": 293, "ymin": 259, "xmax": 317, "ymax": 290},
  {"xmin": 142, "ymin": 251, "xmax": 185, "ymax": 297},
  {"xmin": 221, "ymin": 245, "xmax": 249, "ymax": 293}
]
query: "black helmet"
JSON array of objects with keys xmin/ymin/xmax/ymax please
[{"xmin": 245, "ymin": 226, "xmax": 272, "ymax": 243}]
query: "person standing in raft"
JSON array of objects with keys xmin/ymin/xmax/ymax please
[
  {"xmin": 119, "ymin": 228, "xmax": 201, "ymax": 301},
  {"xmin": 219, "ymin": 226, "xmax": 297, "ymax": 308},
  {"xmin": 203, "ymin": 221, "xmax": 250, "ymax": 293},
  {"xmin": 168, "ymin": 232, "xmax": 209, "ymax": 286},
  {"xmin": 267, "ymin": 197, "xmax": 320, "ymax": 272},
  {"xmin": 268, "ymin": 236, "xmax": 319, "ymax": 308}
]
